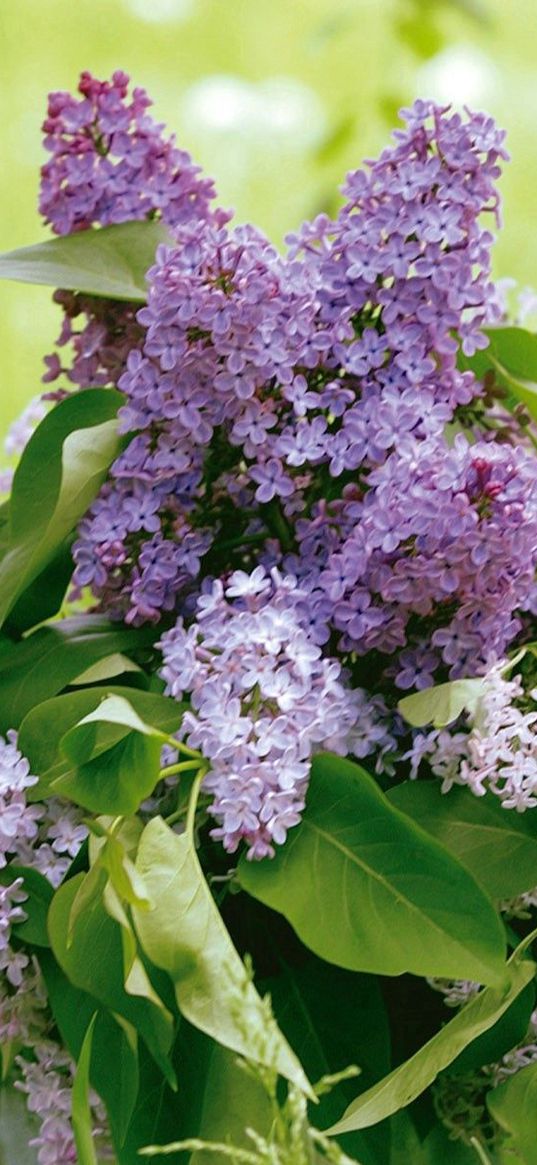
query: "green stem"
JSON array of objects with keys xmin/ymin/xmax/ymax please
[
  {"xmin": 159, "ymin": 760, "xmax": 202, "ymax": 778},
  {"xmin": 186, "ymin": 766, "xmax": 209, "ymax": 840},
  {"xmin": 469, "ymin": 1137, "xmax": 494, "ymax": 1165},
  {"xmin": 164, "ymin": 735, "xmax": 203, "ymax": 761}
]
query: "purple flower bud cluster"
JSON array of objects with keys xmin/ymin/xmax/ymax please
[
  {"xmin": 159, "ymin": 567, "xmax": 393, "ymax": 857},
  {"xmin": 40, "ymin": 70, "xmax": 223, "ymax": 236},
  {"xmin": 40, "ymin": 70, "xmax": 230, "ymax": 400}
]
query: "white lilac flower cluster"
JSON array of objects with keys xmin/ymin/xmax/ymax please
[
  {"xmin": 159, "ymin": 566, "xmax": 395, "ymax": 857},
  {"xmin": 405, "ymin": 663, "xmax": 537, "ymax": 812}
]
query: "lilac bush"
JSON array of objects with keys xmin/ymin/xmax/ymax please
[{"xmin": 1, "ymin": 72, "xmax": 537, "ymax": 1164}]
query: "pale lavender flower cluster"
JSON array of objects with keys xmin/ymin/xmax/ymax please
[
  {"xmin": 17, "ymin": 1041, "xmax": 112, "ymax": 1165},
  {"xmin": 405, "ymin": 663, "xmax": 537, "ymax": 811},
  {"xmin": 159, "ymin": 567, "xmax": 389, "ymax": 857}
]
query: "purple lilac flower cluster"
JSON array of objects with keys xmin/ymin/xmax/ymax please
[
  {"xmin": 35, "ymin": 77, "xmax": 537, "ymax": 854},
  {"xmin": 160, "ymin": 567, "xmax": 393, "ymax": 857},
  {"xmin": 40, "ymin": 71, "xmax": 229, "ymax": 397}
]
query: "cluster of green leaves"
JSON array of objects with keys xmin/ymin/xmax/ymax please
[{"xmin": 1, "ymin": 225, "xmax": 537, "ymax": 1165}]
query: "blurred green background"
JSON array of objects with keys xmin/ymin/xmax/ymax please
[{"xmin": 1, "ymin": 0, "xmax": 536, "ymax": 444}]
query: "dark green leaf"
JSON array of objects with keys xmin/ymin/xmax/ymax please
[
  {"xmin": 324, "ymin": 937, "xmax": 536, "ymax": 1135},
  {"xmin": 40, "ymin": 952, "xmax": 140, "ymax": 1149},
  {"xmin": 19, "ymin": 683, "xmax": 180, "ymax": 795},
  {"xmin": 266, "ymin": 958, "xmax": 390, "ymax": 1165},
  {"xmin": 421, "ymin": 1125, "xmax": 476, "ymax": 1164},
  {"xmin": 487, "ymin": 1060, "xmax": 537, "ymax": 1164},
  {"xmin": 72, "ymin": 1014, "xmax": 99, "ymax": 1165},
  {"xmin": 48, "ymin": 872, "xmax": 175, "ymax": 1086},
  {"xmin": 387, "ymin": 783, "xmax": 537, "ymax": 900},
  {"xmin": 132, "ymin": 816, "xmax": 312, "ymax": 1096},
  {"xmin": 5, "ymin": 541, "xmax": 74, "ymax": 635},
  {"xmin": 0, "ymin": 391, "xmax": 123, "ymax": 628},
  {"xmin": 238, "ymin": 755, "xmax": 506, "ymax": 984},
  {"xmin": 0, "ymin": 866, "xmax": 53, "ymax": 946},
  {"xmin": 0, "ymin": 220, "xmax": 171, "ymax": 301}
]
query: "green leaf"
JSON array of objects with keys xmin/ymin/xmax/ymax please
[
  {"xmin": 18, "ymin": 683, "xmax": 179, "ymax": 791},
  {"xmin": 40, "ymin": 951, "xmax": 140, "ymax": 1150},
  {"xmin": 397, "ymin": 679, "xmax": 484, "ymax": 728},
  {"xmin": 266, "ymin": 958, "xmax": 390, "ymax": 1165},
  {"xmin": 420, "ymin": 1125, "xmax": 476, "ymax": 1164},
  {"xmin": 0, "ymin": 390, "xmax": 123, "ymax": 629},
  {"xmin": 72, "ymin": 1013, "xmax": 99, "ymax": 1165},
  {"xmin": 0, "ymin": 866, "xmax": 53, "ymax": 946},
  {"xmin": 0, "ymin": 1086, "xmax": 39, "ymax": 1165},
  {"xmin": 132, "ymin": 816, "xmax": 313, "ymax": 1097},
  {"xmin": 487, "ymin": 1061, "xmax": 537, "ymax": 1164},
  {"xmin": 71, "ymin": 654, "xmax": 142, "ymax": 686},
  {"xmin": 445, "ymin": 980, "xmax": 535, "ymax": 1075},
  {"xmin": 56, "ymin": 726, "xmax": 163, "ymax": 815},
  {"xmin": 62, "ymin": 693, "xmax": 170, "ymax": 764},
  {"xmin": 387, "ymin": 783, "xmax": 537, "ymax": 900},
  {"xmin": 460, "ymin": 326, "xmax": 537, "ymax": 424},
  {"xmin": 324, "ymin": 936, "xmax": 536, "ymax": 1135},
  {"xmin": 48, "ymin": 872, "xmax": 175, "ymax": 1086},
  {"xmin": 0, "ymin": 220, "xmax": 171, "ymax": 301},
  {"xmin": 238, "ymin": 754, "xmax": 506, "ymax": 984},
  {"xmin": 5, "ymin": 541, "xmax": 74, "ymax": 635}
]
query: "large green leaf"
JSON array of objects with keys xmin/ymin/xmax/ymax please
[
  {"xmin": 3, "ymin": 620, "xmax": 155, "ymax": 734},
  {"xmin": 19, "ymin": 683, "xmax": 181, "ymax": 794},
  {"xmin": 132, "ymin": 816, "xmax": 313, "ymax": 1097},
  {"xmin": 238, "ymin": 755, "xmax": 506, "ymax": 984},
  {"xmin": 487, "ymin": 1061, "xmax": 537, "ymax": 1164},
  {"xmin": 387, "ymin": 783, "xmax": 537, "ymax": 900},
  {"xmin": 324, "ymin": 937, "xmax": 536, "ymax": 1135},
  {"xmin": 397, "ymin": 679, "xmax": 484, "ymax": 728},
  {"xmin": 0, "ymin": 390, "xmax": 123, "ymax": 629},
  {"xmin": 48, "ymin": 872, "xmax": 175, "ymax": 1086},
  {"xmin": 0, "ymin": 220, "xmax": 171, "ymax": 301}
]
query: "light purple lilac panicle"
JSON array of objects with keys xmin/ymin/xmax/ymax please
[{"xmin": 159, "ymin": 567, "xmax": 395, "ymax": 858}]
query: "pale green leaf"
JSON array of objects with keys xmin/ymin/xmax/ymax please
[
  {"xmin": 397, "ymin": 679, "xmax": 485, "ymax": 728},
  {"xmin": 325, "ymin": 938, "xmax": 536, "ymax": 1135},
  {"xmin": 0, "ymin": 220, "xmax": 171, "ymax": 300},
  {"xmin": 133, "ymin": 816, "xmax": 313, "ymax": 1097}
]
